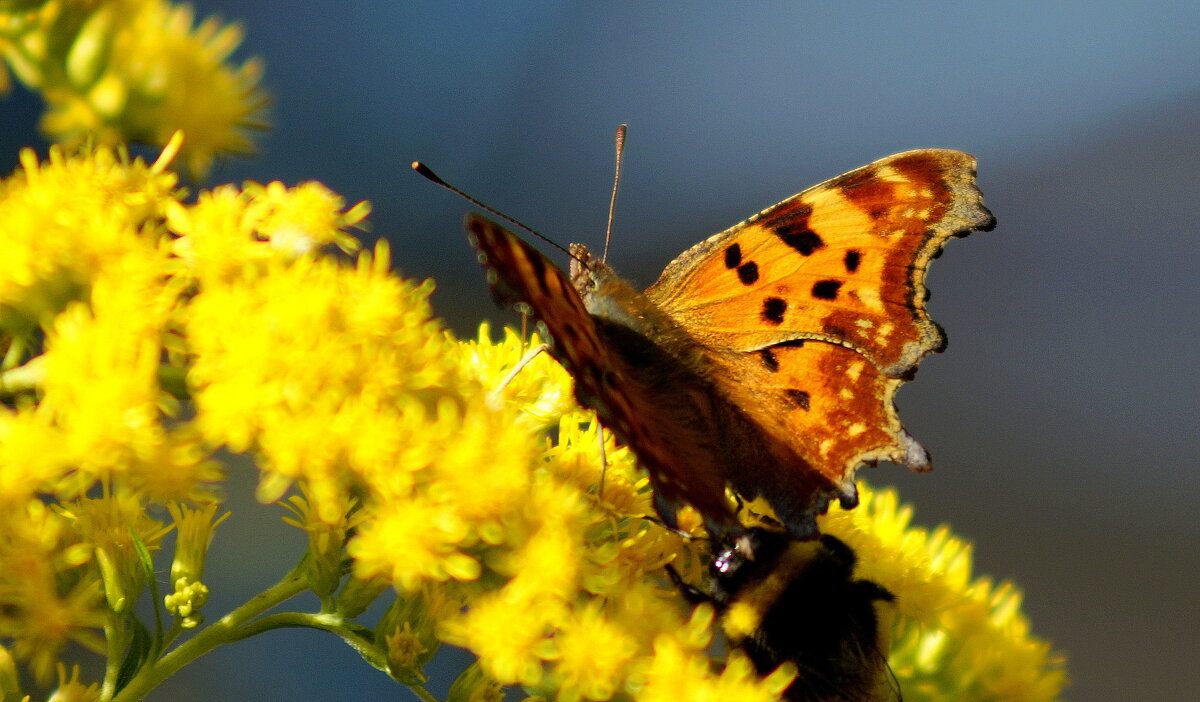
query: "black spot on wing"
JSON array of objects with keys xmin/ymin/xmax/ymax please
[
  {"xmin": 724, "ymin": 244, "xmax": 742, "ymax": 269},
  {"xmin": 784, "ymin": 389, "xmax": 810, "ymax": 410},
  {"xmin": 844, "ymin": 250, "xmax": 861, "ymax": 273},
  {"xmin": 759, "ymin": 348, "xmax": 779, "ymax": 372},
  {"xmin": 771, "ymin": 203, "xmax": 824, "ymax": 256},
  {"xmin": 778, "ymin": 228, "xmax": 824, "ymax": 256},
  {"xmin": 737, "ymin": 262, "xmax": 759, "ymax": 285},
  {"xmin": 811, "ymin": 280, "xmax": 842, "ymax": 300},
  {"xmin": 761, "ymin": 297, "xmax": 786, "ymax": 325}
]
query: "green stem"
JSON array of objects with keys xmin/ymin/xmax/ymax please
[
  {"xmin": 109, "ymin": 567, "xmax": 310, "ymax": 702},
  {"xmin": 228, "ymin": 611, "xmax": 384, "ymax": 670},
  {"xmin": 407, "ymin": 684, "xmax": 441, "ymax": 702},
  {"xmin": 101, "ymin": 612, "xmax": 127, "ymax": 700}
]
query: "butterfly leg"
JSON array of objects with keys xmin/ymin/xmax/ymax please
[
  {"xmin": 488, "ymin": 342, "xmax": 550, "ymax": 405},
  {"xmin": 664, "ymin": 563, "xmax": 711, "ymax": 606}
]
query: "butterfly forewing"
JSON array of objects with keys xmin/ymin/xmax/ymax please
[
  {"xmin": 646, "ymin": 149, "xmax": 995, "ymax": 378},
  {"xmin": 464, "ymin": 214, "xmax": 741, "ymax": 537}
]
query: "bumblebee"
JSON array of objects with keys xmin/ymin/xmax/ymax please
[{"xmin": 671, "ymin": 528, "xmax": 899, "ymax": 702}]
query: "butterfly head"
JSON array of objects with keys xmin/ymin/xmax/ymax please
[
  {"xmin": 566, "ymin": 242, "xmax": 601, "ymax": 290},
  {"xmin": 566, "ymin": 242, "xmax": 642, "ymax": 318}
]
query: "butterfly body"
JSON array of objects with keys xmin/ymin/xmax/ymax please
[
  {"xmin": 568, "ymin": 245, "xmax": 851, "ymax": 538},
  {"xmin": 464, "ymin": 149, "xmax": 994, "ymax": 540}
]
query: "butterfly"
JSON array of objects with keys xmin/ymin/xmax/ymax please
[{"xmin": 452, "ymin": 149, "xmax": 994, "ymax": 541}]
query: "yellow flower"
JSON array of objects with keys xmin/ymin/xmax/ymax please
[
  {"xmin": 3, "ymin": 0, "xmax": 269, "ymax": 178},
  {"xmin": 167, "ymin": 502, "xmax": 226, "ymax": 585},
  {"xmin": 820, "ymin": 484, "xmax": 1068, "ymax": 701},
  {"xmin": 49, "ymin": 663, "xmax": 102, "ymax": 702},
  {"xmin": 243, "ymin": 180, "xmax": 369, "ymax": 257},
  {"xmin": 630, "ymin": 634, "xmax": 716, "ymax": 702},
  {"xmin": 376, "ymin": 584, "xmax": 447, "ymax": 684},
  {"xmin": 502, "ymin": 513, "xmax": 582, "ymax": 604},
  {"xmin": 442, "ymin": 588, "xmax": 550, "ymax": 687},
  {"xmin": 163, "ymin": 502, "xmax": 228, "ymax": 627},
  {"xmin": 184, "ymin": 241, "xmax": 459, "ymax": 526},
  {"xmin": 424, "ymin": 400, "xmax": 536, "ymax": 528},
  {"xmin": 121, "ymin": 425, "xmax": 224, "ymax": 504},
  {"xmin": 550, "ymin": 602, "xmax": 638, "ymax": 702},
  {"xmin": 0, "ymin": 407, "xmax": 69, "ymax": 502},
  {"xmin": 0, "ymin": 140, "xmax": 179, "ymax": 333},
  {"xmin": 56, "ymin": 492, "xmax": 171, "ymax": 614},
  {"xmin": 383, "ymin": 622, "xmax": 429, "ymax": 683},
  {"xmin": 456, "ymin": 325, "xmax": 574, "ymax": 426},
  {"xmin": 710, "ymin": 654, "xmax": 796, "ymax": 702},
  {"xmin": 167, "ymin": 180, "xmax": 370, "ymax": 284},
  {"xmin": 350, "ymin": 493, "xmax": 478, "ymax": 591},
  {"xmin": 0, "ymin": 500, "xmax": 105, "ymax": 684},
  {"xmin": 166, "ymin": 184, "xmax": 273, "ymax": 284},
  {"xmin": 41, "ymin": 250, "xmax": 172, "ymax": 483}
]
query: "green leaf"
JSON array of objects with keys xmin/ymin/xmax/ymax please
[{"xmin": 113, "ymin": 616, "xmax": 153, "ymax": 695}]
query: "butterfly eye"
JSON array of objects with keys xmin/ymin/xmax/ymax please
[{"xmin": 574, "ymin": 274, "xmax": 598, "ymax": 294}]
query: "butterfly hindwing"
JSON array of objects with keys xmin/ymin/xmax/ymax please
[
  {"xmin": 713, "ymin": 338, "xmax": 927, "ymax": 507},
  {"xmin": 646, "ymin": 149, "xmax": 995, "ymax": 378}
]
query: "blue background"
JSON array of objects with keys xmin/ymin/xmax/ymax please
[{"xmin": 7, "ymin": 2, "xmax": 1198, "ymax": 700}]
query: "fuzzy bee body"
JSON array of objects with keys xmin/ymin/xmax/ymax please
[{"xmin": 674, "ymin": 528, "xmax": 899, "ymax": 702}]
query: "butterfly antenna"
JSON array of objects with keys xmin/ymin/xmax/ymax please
[
  {"xmin": 601, "ymin": 124, "xmax": 627, "ymax": 263},
  {"xmin": 411, "ymin": 161, "xmax": 574, "ymax": 259}
]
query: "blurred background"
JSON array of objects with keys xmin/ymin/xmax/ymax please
[{"xmin": 7, "ymin": 2, "xmax": 1198, "ymax": 700}]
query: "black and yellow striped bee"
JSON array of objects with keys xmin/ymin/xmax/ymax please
[{"xmin": 671, "ymin": 528, "xmax": 899, "ymax": 702}]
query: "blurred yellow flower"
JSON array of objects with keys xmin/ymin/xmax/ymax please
[
  {"xmin": 1, "ymin": 0, "xmax": 268, "ymax": 178},
  {"xmin": 551, "ymin": 602, "xmax": 638, "ymax": 702},
  {"xmin": 0, "ymin": 500, "xmax": 106, "ymax": 683},
  {"xmin": 0, "ymin": 139, "xmax": 179, "ymax": 333}
]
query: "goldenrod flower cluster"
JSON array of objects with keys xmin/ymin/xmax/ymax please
[
  {"xmin": 0, "ymin": 134, "xmax": 1065, "ymax": 701},
  {"xmin": 0, "ymin": 0, "xmax": 267, "ymax": 178}
]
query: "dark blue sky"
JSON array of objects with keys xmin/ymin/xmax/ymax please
[{"xmin": 13, "ymin": 2, "xmax": 1193, "ymax": 700}]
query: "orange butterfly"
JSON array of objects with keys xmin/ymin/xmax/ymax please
[{"xmin": 446, "ymin": 149, "xmax": 993, "ymax": 540}]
